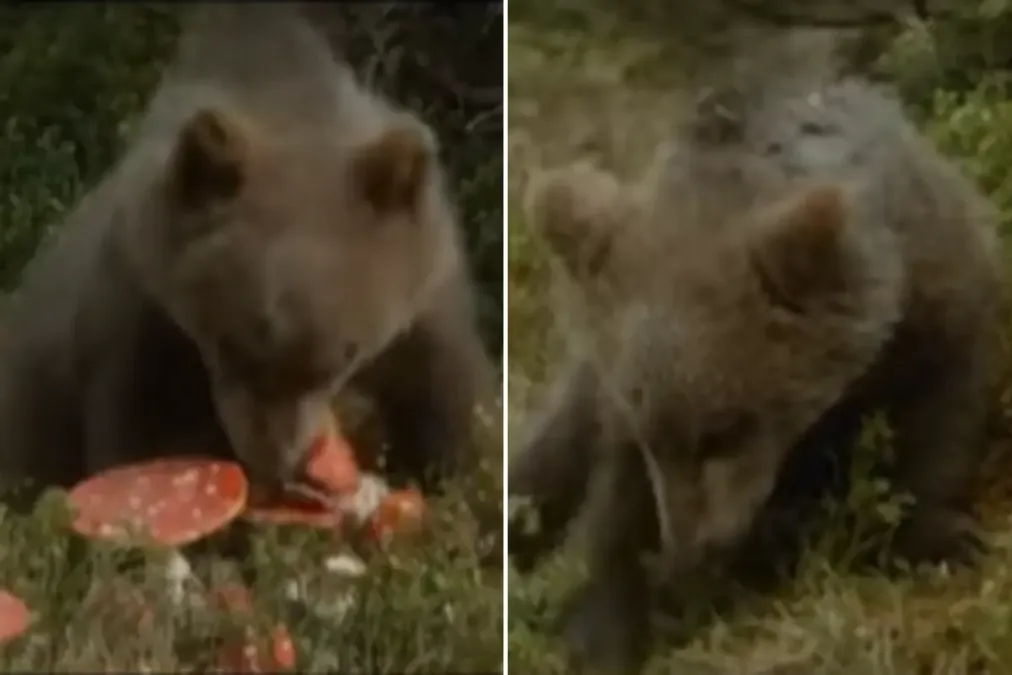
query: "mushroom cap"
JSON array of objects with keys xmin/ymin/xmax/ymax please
[
  {"xmin": 67, "ymin": 458, "xmax": 248, "ymax": 547},
  {"xmin": 216, "ymin": 625, "xmax": 296, "ymax": 672},
  {"xmin": 212, "ymin": 585, "xmax": 297, "ymax": 671},
  {"xmin": 0, "ymin": 590, "xmax": 28, "ymax": 643}
]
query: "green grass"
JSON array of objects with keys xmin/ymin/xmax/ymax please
[
  {"xmin": 506, "ymin": 19, "xmax": 1012, "ymax": 675},
  {"xmin": 0, "ymin": 411, "xmax": 502, "ymax": 672}
]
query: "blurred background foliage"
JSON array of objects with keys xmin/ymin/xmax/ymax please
[
  {"xmin": 507, "ymin": 0, "xmax": 1012, "ymax": 234},
  {"xmin": 0, "ymin": 2, "xmax": 503, "ymax": 358}
]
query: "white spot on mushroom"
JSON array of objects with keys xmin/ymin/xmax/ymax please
[
  {"xmin": 205, "ymin": 483, "xmax": 217, "ymax": 496},
  {"xmin": 128, "ymin": 494, "xmax": 142, "ymax": 511},
  {"xmin": 192, "ymin": 507, "xmax": 203, "ymax": 520},
  {"xmin": 173, "ymin": 469, "xmax": 200, "ymax": 487}
]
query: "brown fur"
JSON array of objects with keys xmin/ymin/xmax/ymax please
[
  {"xmin": 0, "ymin": 3, "xmax": 492, "ymax": 508},
  {"xmin": 509, "ymin": 73, "xmax": 1004, "ymax": 673},
  {"xmin": 525, "ymin": 162, "xmax": 641, "ymax": 290}
]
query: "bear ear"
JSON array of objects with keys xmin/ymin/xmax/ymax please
[
  {"xmin": 749, "ymin": 183, "xmax": 852, "ymax": 312},
  {"xmin": 170, "ymin": 107, "xmax": 251, "ymax": 208},
  {"xmin": 526, "ymin": 163, "xmax": 628, "ymax": 279},
  {"xmin": 350, "ymin": 123, "xmax": 433, "ymax": 214}
]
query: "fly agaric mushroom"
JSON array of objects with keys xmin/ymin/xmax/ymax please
[
  {"xmin": 303, "ymin": 417, "xmax": 360, "ymax": 495},
  {"xmin": 67, "ymin": 458, "xmax": 248, "ymax": 547},
  {"xmin": 241, "ymin": 416, "xmax": 359, "ymax": 528},
  {"xmin": 326, "ymin": 476, "xmax": 427, "ymax": 545},
  {"xmin": 238, "ymin": 411, "xmax": 425, "ymax": 549},
  {"xmin": 212, "ymin": 585, "xmax": 296, "ymax": 672},
  {"xmin": 0, "ymin": 590, "xmax": 29, "ymax": 644}
]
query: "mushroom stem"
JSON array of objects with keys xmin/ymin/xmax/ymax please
[{"xmin": 163, "ymin": 550, "xmax": 203, "ymax": 606}]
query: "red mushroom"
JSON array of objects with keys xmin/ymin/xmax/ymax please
[
  {"xmin": 0, "ymin": 590, "xmax": 28, "ymax": 644},
  {"xmin": 212, "ymin": 585, "xmax": 296, "ymax": 672},
  {"xmin": 303, "ymin": 415, "xmax": 360, "ymax": 495},
  {"xmin": 243, "ymin": 494, "xmax": 343, "ymax": 529},
  {"xmin": 368, "ymin": 488, "xmax": 427, "ymax": 543},
  {"xmin": 67, "ymin": 458, "xmax": 248, "ymax": 547},
  {"xmin": 242, "ymin": 414, "xmax": 360, "ymax": 529}
]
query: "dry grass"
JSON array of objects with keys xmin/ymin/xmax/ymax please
[{"xmin": 506, "ymin": 20, "xmax": 1012, "ymax": 675}]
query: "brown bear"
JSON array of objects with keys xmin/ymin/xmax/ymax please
[
  {"xmin": 0, "ymin": 4, "xmax": 492, "ymax": 510},
  {"xmin": 509, "ymin": 70, "xmax": 1005, "ymax": 673}
]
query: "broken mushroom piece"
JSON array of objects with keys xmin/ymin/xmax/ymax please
[
  {"xmin": 212, "ymin": 585, "xmax": 297, "ymax": 672},
  {"xmin": 67, "ymin": 458, "xmax": 249, "ymax": 547},
  {"xmin": 303, "ymin": 420, "xmax": 360, "ymax": 495},
  {"xmin": 241, "ymin": 417, "xmax": 360, "ymax": 528},
  {"xmin": 321, "ymin": 473, "xmax": 426, "ymax": 545},
  {"xmin": 0, "ymin": 590, "xmax": 28, "ymax": 644},
  {"xmin": 217, "ymin": 627, "xmax": 296, "ymax": 673},
  {"xmin": 242, "ymin": 493, "xmax": 344, "ymax": 530},
  {"xmin": 368, "ymin": 488, "xmax": 427, "ymax": 543}
]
